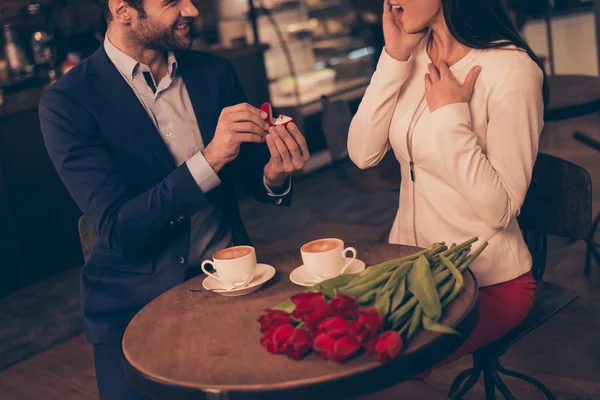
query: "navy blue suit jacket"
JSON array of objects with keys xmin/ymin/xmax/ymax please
[{"xmin": 39, "ymin": 46, "xmax": 292, "ymax": 344}]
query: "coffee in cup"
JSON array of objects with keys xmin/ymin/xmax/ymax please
[
  {"xmin": 300, "ymin": 238, "xmax": 357, "ymax": 280},
  {"xmin": 201, "ymin": 245, "xmax": 257, "ymax": 289},
  {"xmin": 214, "ymin": 246, "xmax": 253, "ymax": 260}
]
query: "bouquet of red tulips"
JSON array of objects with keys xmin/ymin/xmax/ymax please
[{"xmin": 258, "ymin": 238, "xmax": 487, "ymax": 363}]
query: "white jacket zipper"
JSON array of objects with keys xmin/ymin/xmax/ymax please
[{"xmin": 405, "ymin": 96, "xmax": 428, "ymax": 246}]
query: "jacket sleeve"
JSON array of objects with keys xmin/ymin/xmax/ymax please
[
  {"xmin": 226, "ymin": 61, "xmax": 293, "ymax": 206},
  {"xmin": 39, "ymin": 88, "xmax": 211, "ymax": 258},
  {"xmin": 348, "ymin": 48, "xmax": 414, "ymax": 169},
  {"xmin": 425, "ymin": 67, "xmax": 545, "ymax": 230}
]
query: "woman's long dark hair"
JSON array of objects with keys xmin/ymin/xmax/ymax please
[{"xmin": 441, "ymin": 0, "xmax": 549, "ymax": 110}]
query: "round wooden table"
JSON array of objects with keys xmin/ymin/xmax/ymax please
[{"xmin": 122, "ymin": 243, "xmax": 479, "ymax": 400}]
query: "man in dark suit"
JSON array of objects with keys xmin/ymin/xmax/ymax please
[{"xmin": 38, "ymin": 0, "xmax": 310, "ymax": 398}]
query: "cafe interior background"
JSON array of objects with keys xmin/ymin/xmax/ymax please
[{"xmin": 0, "ymin": 0, "xmax": 599, "ymax": 398}]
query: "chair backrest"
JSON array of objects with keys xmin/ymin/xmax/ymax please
[
  {"xmin": 518, "ymin": 152, "xmax": 593, "ymax": 279},
  {"xmin": 78, "ymin": 215, "xmax": 97, "ymax": 263},
  {"xmin": 320, "ymin": 95, "xmax": 353, "ymax": 162}
]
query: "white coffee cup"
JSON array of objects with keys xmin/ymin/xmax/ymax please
[
  {"xmin": 201, "ymin": 245, "xmax": 257, "ymax": 289},
  {"xmin": 300, "ymin": 238, "xmax": 357, "ymax": 280}
]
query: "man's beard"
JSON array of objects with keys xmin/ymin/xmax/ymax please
[{"xmin": 129, "ymin": 17, "xmax": 193, "ymax": 52}]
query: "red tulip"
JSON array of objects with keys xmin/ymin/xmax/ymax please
[
  {"xmin": 329, "ymin": 293, "xmax": 359, "ymax": 319},
  {"xmin": 318, "ymin": 316, "xmax": 353, "ymax": 340},
  {"xmin": 260, "ymin": 324, "xmax": 294, "ymax": 354},
  {"xmin": 373, "ymin": 331, "xmax": 404, "ymax": 362},
  {"xmin": 285, "ymin": 328, "xmax": 312, "ymax": 360},
  {"xmin": 291, "ymin": 292, "xmax": 329, "ymax": 328},
  {"xmin": 260, "ymin": 324, "xmax": 312, "ymax": 360},
  {"xmin": 258, "ymin": 309, "xmax": 294, "ymax": 333},
  {"xmin": 352, "ymin": 307, "xmax": 384, "ymax": 347},
  {"xmin": 313, "ymin": 333, "xmax": 360, "ymax": 363}
]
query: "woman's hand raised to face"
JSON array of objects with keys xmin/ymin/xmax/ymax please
[
  {"xmin": 383, "ymin": 0, "xmax": 429, "ymax": 62},
  {"xmin": 424, "ymin": 61, "xmax": 482, "ymax": 112}
]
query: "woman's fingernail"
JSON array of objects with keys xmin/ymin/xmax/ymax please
[{"xmin": 475, "ymin": 66, "xmax": 482, "ymax": 73}]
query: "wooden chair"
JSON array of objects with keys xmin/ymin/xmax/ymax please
[
  {"xmin": 77, "ymin": 215, "xmax": 96, "ymax": 263},
  {"xmin": 506, "ymin": 0, "xmax": 600, "ymax": 275},
  {"xmin": 320, "ymin": 95, "xmax": 401, "ymax": 193},
  {"xmin": 572, "ymin": 131, "xmax": 600, "ymax": 275},
  {"xmin": 448, "ymin": 153, "xmax": 592, "ymax": 400}
]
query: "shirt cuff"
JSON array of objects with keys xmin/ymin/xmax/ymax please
[
  {"xmin": 186, "ymin": 151, "xmax": 221, "ymax": 193},
  {"xmin": 263, "ymin": 175, "xmax": 291, "ymax": 205}
]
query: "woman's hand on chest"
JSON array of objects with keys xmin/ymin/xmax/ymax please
[{"xmin": 424, "ymin": 61, "xmax": 481, "ymax": 112}]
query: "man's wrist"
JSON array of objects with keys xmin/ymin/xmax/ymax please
[
  {"xmin": 201, "ymin": 146, "xmax": 227, "ymax": 173},
  {"xmin": 264, "ymin": 174, "xmax": 289, "ymax": 194},
  {"xmin": 264, "ymin": 175, "xmax": 291, "ymax": 202}
]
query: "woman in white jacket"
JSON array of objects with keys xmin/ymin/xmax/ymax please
[{"xmin": 348, "ymin": 0, "xmax": 545, "ymax": 366}]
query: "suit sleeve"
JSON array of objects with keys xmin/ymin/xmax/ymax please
[
  {"xmin": 225, "ymin": 61, "xmax": 293, "ymax": 206},
  {"xmin": 39, "ymin": 88, "xmax": 212, "ymax": 259}
]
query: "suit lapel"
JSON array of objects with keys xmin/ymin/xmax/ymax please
[{"xmin": 88, "ymin": 47, "xmax": 175, "ymax": 172}]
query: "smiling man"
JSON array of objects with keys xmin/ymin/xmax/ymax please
[{"xmin": 38, "ymin": 0, "xmax": 309, "ymax": 398}]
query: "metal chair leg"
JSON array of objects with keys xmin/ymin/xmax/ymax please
[
  {"xmin": 487, "ymin": 359, "xmax": 517, "ymax": 400},
  {"xmin": 449, "ymin": 354, "xmax": 556, "ymax": 400},
  {"xmin": 497, "ymin": 363, "xmax": 557, "ymax": 400},
  {"xmin": 449, "ymin": 370, "xmax": 481, "ymax": 400},
  {"xmin": 482, "ymin": 361, "xmax": 497, "ymax": 399},
  {"xmin": 584, "ymin": 212, "xmax": 600, "ymax": 275},
  {"xmin": 448, "ymin": 368, "xmax": 477, "ymax": 397}
]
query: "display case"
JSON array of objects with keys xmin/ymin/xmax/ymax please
[{"xmin": 215, "ymin": 0, "xmax": 375, "ymax": 109}]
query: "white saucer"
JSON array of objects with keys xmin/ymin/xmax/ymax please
[
  {"xmin": 202, "ymin": 263, "xmax": 276, "ymax": 297},
  {"xmin": 290, "ymin": 258, "xmax": 366, "ymax": 287}
]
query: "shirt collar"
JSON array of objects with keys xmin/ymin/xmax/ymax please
[{"xmin": 103, "ymin": 36, "xmax": 178, "ymax": 82}]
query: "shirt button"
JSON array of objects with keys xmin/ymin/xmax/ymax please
[
  {"xmin": 177, "ymin": 256, "xmax": 186, "ymax": 265},
  {"xmin": 166, "ymin": 131, "xmax": 172, "ymax": 137}
]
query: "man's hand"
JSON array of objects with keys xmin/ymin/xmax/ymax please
[
  {"xmin": 202, "ymin": 103, "xmax": 270, "ymax": 173},
  {"xmin": 263, "ymin": 122, "xmax": 310, "ymax": 189}
]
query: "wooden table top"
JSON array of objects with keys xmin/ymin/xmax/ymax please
[{"xmin": 122, "ymin": 243, "xmax": 479, "ymax": 400}]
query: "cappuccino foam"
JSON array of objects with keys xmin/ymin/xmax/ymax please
[
  {"xmin": 214, "ymin": 246, "xmax": 253, "ymax": 260},
  {"xmin": 302, "ymin": 239, "xmax": 342, "ymax": 253}
]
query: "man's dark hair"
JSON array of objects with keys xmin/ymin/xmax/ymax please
[{"xmin": 96, "ymin": 0, "xmax": 146, "ymax": 21}]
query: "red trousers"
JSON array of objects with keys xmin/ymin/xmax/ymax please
[{"xmin": 426, "ymin": 270, "xmax": 537, "ymax": 373}]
